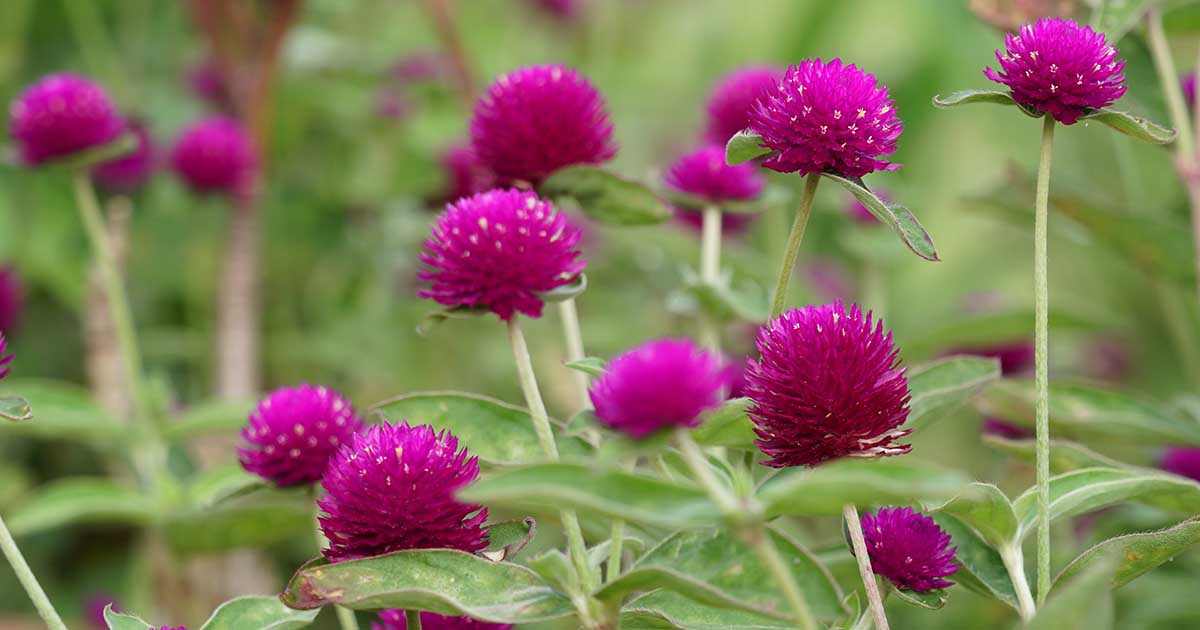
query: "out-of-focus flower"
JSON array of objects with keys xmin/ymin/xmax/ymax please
[
  {"xmin": 9, "ymin": 73, "xmax": 124, "ymax": 166},
  {"xmin": 238, "ymin": 385, "xmax": 364, "ymax": 487},
  {"xmin": 969, "ymin": 0, "xmax": 1079, "ymax": 32},
  {"xmin": 860, "ymin": 506, "xmax": 957, "ymax": 592},
  {"xmin": 1161, "ymin": 447, "xmax": 1200, "ymax": 482},
  {"xmin": 704, "ymin": 66, "xmax": 783, "ymax": 145},
  {"xmin": 187, "ymin": 58, "xmax": 235, "ymax": 112},
  {"xmin": 169, "ymin": 116, "xmax": 257, "ymax": 197},
  {"xmin": 0, "ymin": 265, "xmax": 24, "ymax": 333},
  {"xmin": 1185, "ymin": 73, "xmax": 1197, "ymax": 107},
  {"xmin": 372, "ymin": 610, "xmax": 512, "ymax": 630},
  {"xmin": 93, "ymin": 120, "xmax": 156, "ymax": 191},
  {"xmin": 0, "ymin": 332, "xmax": 12, "ymax": 380},
  {"xmin": 665, "ymin": 144, "xmax": 764, "ymax": 235},
  {"xmin": 434, "ymin": 144, "xmax": 492, "ymax": 205},
  {"xmin": 530, "ymin": 0, "xmax": 584, "ymax": 20},
  {"xmin": 981, "ymin": 417, "xmax": 1029, "ymax": 439},
  {"xmin": 84, "ymin": 594, "xmax": 119, "ymax": 629}
]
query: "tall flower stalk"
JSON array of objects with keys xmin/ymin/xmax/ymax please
[{"xmin": 1031, "ymin": 114, "xmax": 1056, "ymax": 602}]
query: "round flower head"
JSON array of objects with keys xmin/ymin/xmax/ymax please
[
  {"xmin": 373, "ymin": 610, "xmax": 512, "ymax": 630},
  {"xmin": 589, "ymin": 339, "xmax": 726, "ymax": 438},
  {"xmin": 318, "ymin": 421, "xmax": 488, "ymax": 562},
  {"xmin": 665, "ymin": 144, "xmax": 765, "ymax": 206},
  {"xmin": 984, "ymin": 17, "xmax": 1126, "ymax": 124},
  {"xmin": 93, "ymin": 120, "xmax": 156, "ymax": 191},
  {"xmin": 418, "ymin": 189, "xmax": 585, "ymax": 320},
  {"xmin": 169, "ymin": 116, "xmax": 257, "ymax": 197},
  {"xmin": 749, "ymin": 59, "xmax": 901, "ymax": 178},
  {"xmin": 745, "ymin": 301, "xmax": 911, "ymax": 467},
  {"xmin": 860, "ymin": 507, "xmax": 957, "ymax": 592},
  {"xmin": 9, "ymin": 73, "xmax": 124, "ymax": 166},
  {"xmin": 238, "ymin": 384, "xmax": 364, "ymax": 487},
  {"xmin": 704, "ymin": 66, "xmax": 784, "ymax": 145},
  {"xmin": 435, "ymin": 144, "xmax": 491, "ymax": 205},
  {"xmin": 0, "ymin": 265, "xmax": 23, "ymax": 333},
  {"xmin": 470, "ymin": 65, "xmax": 616, "ymax": 185},
  {"xmin": 1162, "ymin": 447, "xmax": 1200, "ymax": 482},
  {"xmin": 187, "ymin": 59, "xmax": 234, "ymax": 113}
]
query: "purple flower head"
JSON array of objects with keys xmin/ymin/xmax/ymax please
[
  {"xmin": 705, "ymin": 66, "xmax": 784, "ymax": 145},
  {"xmin": 92, "ymin": 120, "xmax": 156, "ymax": 191},
  {"xmin": 1162, "ymin": 447, "xmax": 1200, "ymax": 482},
  {"xmin": 846, "ymin": 188, "xmax": 889, "ymax": 225},
  {"xmin": 471, "ymin": 65, "xmax": 616, "ymax": 185},
  {"xmin": 0, "ymin": 265, "xmax": 24, "ymax": 333},
  {"xmin": 666, "ymin": 144, "xmax": 765, "ymax": 207},
  {"xmin": 435, "ymin": 144, "xmax": 492, "ymax": 205},
  {"xmin": 238, "ymin": 385, "xmax": 365, "ymax": 487},
  {"xmin": 1185, "ymin": 73, "xmax": 1197, "ymax": 108},
  {"xmin": 9, "ymin": 73, "xmax": 124, "ymax": 166},
  {"xmin": 375, "ymin": 89, "xmax": 413, "ymax": 121},
  {"xmin": 745, "ymin": 301, "xmax": 911, "ymax": 467},
  {"xmin": 589, "ymin": 339, "xmax": 727, "ymax": 438},
  {"xmin": 169, "ymin": 116, "xmax": 257, "ymax": 197},
  {"xmin": 418, "ymin": 189, "xmax": 586, "ymax": 320},
  {"xmin": 673, "ymin": 208, "xmax": 758, "ymax": 235},
  {"xmin": 0, "ymin": 333, "xmax": 12, "ymax": 380},
  {"xmin": 318, "ymin": 421, "xmax": 488, "ymax": 562},
  {"xmin": 981, "ymin": 417, "xmax": 1029, "ymax": 440},
  {"xmin": 722, "ymin": 356, "xmax": 750, "ymax": 399},
  {"xmin": 531, "ymin": 0, "xmax": 583, "ymax": 20},
  {"xmin": 187, "ymin": 59, "xmax": 234, "ymax": 113},
  {"xmin": 373, "ymin": 610, "xmax": 512, "ymax": 630},
  {"xmin": 749, "ymin": 59, "xmax": 901, "ymax": 178},
  {"xmin": 984, "ymin": 17, "xmax": 1126, "ymax": 124},
  {"xmin": 860, "ymin": 506, "xmax": 957, "ymax": 592}
]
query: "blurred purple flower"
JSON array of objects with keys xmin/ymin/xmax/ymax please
[
  {"xmin": 1081, "ymin": 336, "xmax": 1132, "ymax": 382},
  {"xmin": 805, "ymin": 259, "xmax": 853, "ymax": 302},
  {"xmin": 372, "ymin": 610, "xmax": 512, "ymax": 630},
  {"xmin": 0, "ymin": 332, "xmax": 12, "ymax": 380},
  {"xmin": 665, "ymin": 144, "xmax": 765, "ymax": 206},
  {"xmin": 84, "ymin": 594, "xmax": 119, "ymax": 629},
  {"xmin": 981, "ymin": 417, "xmax": 1029, "ymax": 439},
  {"xmin": 434, "ymin": 143, "xmax": 492, "ymax": 205},
  {"xmin": 9, "ymin": 73, "xmax": 124, "ymax": 166},
  {"xmin": 673, "ymin": 208, "xmax": 758, "ymax": 235},
  {"xmin": 238, "ymin": 384, "xmax": 364, "ymax": 487},
  {"xmin": 531, "ymin": 0, "xmax": 583, "ymax": 20},
  {"xmin": 93, "ymin": 120, "xmax": 156, "ymax": 191},
  {"xmin": 957, "ymin": 341, "xmax": 1035, "ymax": 376},
  {"xmin": 1161, "ymin": 447, "xmax": 1200, "ymax": 482},
  {"xmin": 0, "ymin": 265, "xmax": 24, "ymax": 333},
  {"xmin": 722, "ymin": 355, "xmax": 749, "ymax": 399},
  {"xmin": 861, "ymin": 506, "xmax": 957, "ymax": 592},
  {"xmin": 187, "ymin": 58, "xmax": 235, "ymax": 112},
  {"xmin": 169, "ymin": 116, "xmax": 257, "ymax": 197},
  {"xmin": 1185, "ymin": 73, "xmax": 1197, "ymax": 108},
  {"xmin": 391, "ymin": 52, "xmax": 450, "ymax": 83},
  {"xmin": 375, "ymin": 89, "xmax": 414, "ymax": 120},
  {"xmin": 704, "ymin": 66, "xmax": 783, "ymax": 145}
]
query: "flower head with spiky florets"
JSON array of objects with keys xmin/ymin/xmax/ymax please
[
  {"xmin": 749, "ymin": 59, "xmax": 901, "ymax": 178},
  {"xmin": 9, "ymin": 73, "xmax": 124, "ymax": 166},
  {"xmin": 745, "ymin": 301, "xmax": 911, "ymax": 467},
  {"xmin": 589, "ymin": 339, "xmax": 726, "ymax": 438},
  {"xmin": 319, "ymin": 421, "xmax": 488, "ymax": 562},
  {"xmin": 93, "ymin": 120, "xmax": 156, "ymax": 191},
  {"xmin": 238, "ymin": 385, "xmax": 364, "ymax": 487},
  {"xmin": 372, "ymin": 610, "xmax": 512, "ymax": 630},
  {"xmin": 418, "ymin": 189, "xmax": 585, "ymax": 320},
  {"xmin": 704, "ymin": 66, "xmax": 784, "ymax": 145},
  {"xmin": 860, "ymin": 507, "xmax": 957, "ymax": 592},
  {"xmin": 984, "ymin": 17, "xmax": 1126, "ymax": 124},
  {"xmin": 1162, "ymin": 447, "xmax": 1200, "ymax": 482},
  {"xmin": 169, "ymin": 116, "xmax": 257, "ymax": 197},
  {"xmin": 470, "ymin": 65, "xmax": 616, "ymax": 185},
  {"xmin": 666, "ymin": 144, "xmax": 765, "ymax": 207}
]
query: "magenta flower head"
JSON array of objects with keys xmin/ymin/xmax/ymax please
[
  {"xmin": 666, "ymin": 144, "xmax": 765, "ymax": 206},
  {"xmin": 93, "ymin": 120, "xmax": 156, "ymax": 191},
  {"xmin": 0, "ymin": 265, "xmax": 24, "ymax": 333},
  {"xmin": 418, "ymin": 189, "xmax": 585, "ymax": 320},
  {"xmin": 238, "ymin": 384, "xmax": 364, "ymax": 487},
  {"xmin": 749, "ymin": 59, "xmax": 901, "ymax": 178},
  {"xmin": 9, "ymin": 73, "xmax": 124, "ymax": 166},
  {"xmin": 1162, "ymin": 447, "xmax": 1200, "ymax": 482},
  {"xmin": 318, "ymin": 421, "xmax": 488, "ymax": 562},
  {"xmin": 745, "ymin": 301, "xmax": 911, "ymax": 467},
  {"xmin": 704, "ymin": 66, "xmax": 784, "ymax": 145},
  {"xmin": 470, "ymin": 64, "xmax": 616, "ymax": 185},
  {"xmin": 0, "ymin": 333, "xmax": 12, "ymax": 380},
  {"xmin": 860, "ymin": 506, "xmax": 957, "ymax": 592},
  {"xmin": 985, "ymin": 18, "xmax": 1126, "ymax": 124},
  {"xmin": 372, "ymin": 610, "xmax": 512, "ymax": 630},
  {"xmin": 589, "ymin": 339, "xmax": 726, "ymax": 439},
  {"xmin": 169, "ymin": 116, "xmax": 257, "ymax": 197},
  {"xmin": 436, "ymin": 144, "xmax": 491, "ymax": 205},
  {"xmin": 187, "ymin": 59, "xmax": 234, "ymax": 113},
  {"xmin": 1185, "ymin": 74, "xmax": 1197, "ymax": 108}
]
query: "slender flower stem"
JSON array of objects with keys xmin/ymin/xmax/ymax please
[
  {"xmin": 770, "ymin": 173, "xmax": 821, "ymax": 319},
  {"xmin": 406, "ymin": 610, "xmax": 422, "ymax": 630},
  {"xmin": 1033, "ymin": 114, "xmax": 1056, "ymax": 605},
  {"xmin": 1000, "ymin": 544, "xmax": 1037, "ymax": 622},
  {"xmin": 605, "ymin": 518, "xmax": 625, "ymax": 585},
  {"xmin": 843, "ymin": 504, "xmax": 889, "ymax": 630},
  {"xmin": 699, "ymin": 205, "xmax": 723, "ymax": 351},
  {"xmin": 310, "ymin": 493, "xmax": 361, "ymax": 630},
  {"xmin": 418, "ymin": 0, "xmax": 476, "ymax": 108},
  {"xmin": 0, "ymin": 514, "xmax": 68, "ymax": 630},
  {"xmin": 748, "ymin": 529, "xmax": 818, "ymax": 630},
  {"xmin": 557, "ymin": 299, "xmax": 590, "ymax": 410}
]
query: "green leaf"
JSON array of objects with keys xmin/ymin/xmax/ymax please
[
  {"xmin": 931, "ymin": 90, "xmax": 1018, "ymax": 109},
  {"xmin": 187, "ymin": 464, "xmax": 268, "ymax": 508},
  {"xmin": 459, "ymin": 462, "xmax": 719, "ymax": 530},
  {"xmin": 600, "ymin": 527, "xmax": 846, "ymax": 620},
  {"xmin": 104, "ymin": 605, "xmax": 154, "ymax": 630},
  {"xmin": 481, "ymin": 517, "xmax": 537, "ymax": 562},
  {"xmin": 164, "ymin": 398, "xmax": 256, "ymax": 441},
  {"xmin": 565, "ymin": 357, "xmax": 607, "ymax": 378},
  {"xmin": 7, "ymin": 478, "xmax": 154, "ymax": 536},
  {"xmin": 982, "ymin": 436, "xmax": 1133, "ymax": 473},
  {"xmin": 820, "ymin": 173, "xmax": 939, "ymax": 262},
  {"xmin": 904, "ymin": 309, "xmax": 1097, "ymax": 360},
  {"xmin": 1021, "ymin": 552, "xmax": 1116, "ymax": 630},
  {"xmin": 979, "ymin": 379, "xmax": 1200, "ymax": 445},
  {"xmin": 538, "ymin": 273, "xmax": 587, "ymax": 303},
  {"xmin": 1079, "ymin": 108, "xmax": 1176, "ymax": 144},
  {"xmin": 759, "ymin": 459, "xmax": 967, "ymax": 518},
  {"xmin": 905, "ymin": 356, "xmax": 1001, "ymax": 432},
  {"xmin": 1054, "ymin": 517, "xmax": 1200, "ymax": 590},
  {"xmin": 527, "ymin": 549, "xmax": 579, "ymax": 594},
  {"xmin": 279, "ymin": 550, "xmax": 575, "ymax": 624},
  {"xmin": 623, "ymin": 593, "xmax": 802, "ymax": 629},
  {"xmin": 684, "ymin": 276, "xmax": 770, "ymax": 324},
  {"xmin": 691, "ymin": 397, "xmax": 756, "ymax": 448},
  {"xmin": 540, "ymin": 165, "xmax": 670, "ymax": 226},
  {"xmin": 0, "ymin": 378, "xmax": 122, "ymax": 443},
  {"xmin": 725, "ymin": 130, "xmax": 774, "ymax": 165},
  {"xmin": 199, "ymin": 595, "xmax": 319, "ymax": 630},
  {"xmin": 164, "ymin": 488, "xmax": 312, "ymax": 553},
  {"xmin": 891, "ymin": 587, "xmax": 948, "ymax": 610},
  {"xmin": 369, "ymin": 391, "xmax": 591, "ymax": 467},
  {"xmin": 53, "ymin": 133, "xmax": 137, "ymax": 171},
  {"xmin": 929, "ymin": 513, "xmax": 1020, "ymax": 611},
  {"xmin": 0, "ymin": 396, "xmax": 31, "ymax": 421},
  {"xmin": 927, "ymin": 482, "xmax": 1017, "ymax": 548},
  {"xmin": 416, "ymin": 306, "xmax": 490, "ymax": 336},
  {"xmin": 1012, "ymin": 468, "xmax": 1200, "ymax": 541}
]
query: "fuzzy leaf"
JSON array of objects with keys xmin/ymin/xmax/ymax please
[
  {"xmin": 416, "ymin": 306, "xmax": 489, "ymax": 336},
  {"xmin": 1021, "ymin": 552, "xmax": 1116, "ymax": 630},
  {"xmin": 164, "ymin": 398, "xmax": 257, "ymax": 441},
  {"xmin": 820, "ymin": 173, "xmax": 939, "ymax": 261},
  {"xmin": 760, "ymin": 459, "xmax": 967, "ymax": 518},
  {"xmin": 0, "ymin": 396, "xmax": 31, "ymax": 421},
  {"xmin": 927, "ymin": 482, "xmax": 1018, "ymax": 547},
  {"xmin": 1080, "ymin": 108, "xmax": 1176, "ymax": 144},
  {"xmin": 1054, "ymin": 517, "xmax": 1200, "ymax": 590},
  {"xmin": 684, "ymin": 277, "xmax": 770, "ymax": 324},
  {"xmin": 164, "ymin": 488, "xmax": 312, "ymax": 553},
  {"xmin": 622, "ymin": 593, "xmax": 807, "ymax": 629},
  {"xmin": 725, "ymin": 130, "xmax": 774, "ymax": 165},
  {"xmin": 905, "ymin": 356, "xmax": 1001, "ymax": 432},
  {"xmin": 540, "ymin": 165, "xmax": 670, "ymax": 225},
  {"xmin": 891, "ymin": 587, "xmax": 948, "ymax": 610},
  {"xmin": 187, "ymin": 464, "xmax": 268, "ymax": 508},
  {"xmin": 691, "ymin": 397, "xmax": 756, "ymax": 448},
  {"xmin": 930, "ymin": 513, "xmax": 1020, "ymax": 611},
  {"xmin": 7, "ymin": 478, "xmax": 154, "ymax": 536},
  {"xmin": 199, "ymin": 596, "xmax": 319, "ymax": 630},
  {"xmin": 982, "ymin": 436, "xmax": 1133, "ymax": 473},
  {"xmin": 931, "ymin": 90, "xmax": 1019, "ymax": 109},
  {"xmin": 104, "ymin": 605, "xmax": 154, "ymax": 630},
  {"xmin": 481, "ymin": 517, "xmax": 537, "ymax": 562}
]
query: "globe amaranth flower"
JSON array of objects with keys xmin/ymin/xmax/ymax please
[
  {"xmin": 373, "ymin": 610, "xmax": 512, "ymax": 630},
  {"xmin": 704, "ymin": 66, "xmax": 783, "ymax": 145},
  {"xmin": 319, "ymin": 421, "xmax": 488, "ymax": 562},
  {"xmin": 745, "ymin": 301, "xmax": 911, "ymax": 467},
  {"xmin": 238, "ymin": 384, "xmax": 364, "ymax": 487},
  {"xmin": 1162, "ymin": 447, "xmax": 1200, "ymax": 482},
  {"xmin": 434, "ymin": 144, "xmax": 492, "ymax": 205},
  {"xmin": 981, "ymin": 417, "xmax": 1029, "ymax": 440},
  {"xmin": 665, "ymin": 144, "xmax": 765, "ymax": 235},
  {"xmin": 418, "ymin": 189, "xmax": 585, "ymax": 320},
  {"xmin": 187, "ymin": 59, "xmax": 235, "ymax": 113},
  {"xmin": 169, "ymin": 116, "xmax": 257, "ymax": 197},
  {"xmin": 0, "ymin": 333, "xmax": 12, "ymax": 380},
  {"xmin": 93, "ymin": 120, "xmax": 156, "ymax": 191},
  {"xmin": 1184, "ymin": 73, "xmax": 1197, "ymax": 108},
  {"xmin": 9, "ymin": 73, "xmax": 124, "ymax": 166},
  {"xmin": 0, "ymin": 265, "xmax": 23, "ymax": 333},
  {"xmin": 984, "ymin": 17, "xmax": 1126, "ymax": 124},
  {"xmin": 860, "ymin": 506, "xmax": 957, "ymax": 592},
  {"xmin": 749, "ymin": 59, "xmax": 901, "ymax": 178},
  {"xmin": 589, "ymin": 339, "xmax": 727, "ymax": 438},
  {"xmin": 470, "ymin": 64, "xmax": 616, "ymax": 185}
]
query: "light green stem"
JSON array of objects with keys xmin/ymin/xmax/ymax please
[
  {"xmin": 699, "ymin": 205, "xmax": 723, "ymax": 351},
  {"xmin": 311, "ymin": 493, "xmax": 361, "ymax": 630},
  {"xmin": 748, "ymin": 528, "xmax": 819, "ymax": 630},
  {"xmin": 770, "ymin": 173, "xmax": 821, "ymax": 319},
  {"xmin": 557, "ymin": 299, "xmax": 590, "ymax": 410},
  {"xmin": 605, "ymin": 518, "xmax": 625, "ymax": 585},
  {"xmin": 844, "ymin": 504, "xmax": 889, "ymax": 630},
  {"xmin": 0, "ymin": 514, "xmax": 68, "ymax": 630},
  {"xmin": 1000, "ymin": 543, "xmax": 1037, "ymax": 622},
  {"xmin": 405, "ymin": 610, "xmax": 422, "ymax": 630},
  {"xmin": 1033, "ymin": 114, "xmax": 1056, "ymax": 605}
]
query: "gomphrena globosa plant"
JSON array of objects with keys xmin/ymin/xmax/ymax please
[
  {"xmin": 859, "ymin": 506, "xmax": 958, "ymax": 593},
  {"xmin": 237, "ymin": 384, "xmax": 364, "ymax": 487},
  {"xmin": 92, "ymin": 120, "xmax": 156, "ymax": 192},
  {"xmin": 9, "ymin": 74, "xmax": 124, "ymax": 166},
  {"xmin": 372, "ymin": 609, "xmax": 511, "ymax": 630},
  {"xmin": 703, "ymin": 65, "xmax": 784, "ymax": 146},
  {"xmin": 169, "ymin": 115, "xmax": 258, "ymax": 198}
]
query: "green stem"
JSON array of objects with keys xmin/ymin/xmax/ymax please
[
  {"xmin": 674, "ymin": 428, "xmax": 739, "ymax": 515},
  {"xmin": 605, "ymin": 518, "xmax": 625, "ymax": 585},
  {"xmin": 1000, "ymin": 543, "xmax": 1037, "ymax": 622},
  {"xmin": 699, "ymin": 205, "xmax": 723, "ymax": 351},
  {"xmin": 770, "ymin": 173, "xmax": 821, "ymax": 319},
  {"xmin": 747, "ymin": 527, "xmax": 819, "ymax": 630},
  {"xmin": 310, "ymin": 492, "xmax": 361, "ymax": 630},
  {"xmin": 557, "ymin": 299, "xmax": 590, "ymax": 411},
  {"xmin": 0, "ymin": 514, "xmax": 68, "ymax": 630},
  {"xmin": 1033, "ymin": 114, "xmax": 1056, "ymax": 605},
  {"xmin": 844, "ymin": 504, "xmax": 889, "ymax": 630},
  {"xmin": 405, "ymin": 610, "xmax": 422, "ymax": 630},
  {"xmin": 1148, "ymin": 7, "xmax": 1196, "ymax": 163}
]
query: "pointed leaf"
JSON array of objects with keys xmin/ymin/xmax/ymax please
[
  {"xmin": 891, "ymin": 587, "xmax": 948, "ymax": 610},
  {"xmin": 199, "ymin": 596, "xmax": 319, "ymax": 630},
  {"xmin": 1094, "ymin": 0, "xmax": 1153, "ymax": 41},
  {"xmin": 622, "ymin": 593, "xmax": 805, "ymax": 629},
  {"xmin": 540, "ymin": 165, "xmax": 670, "ymax": 225},
  {"xmin": 684, "ymin": 277, "xmax": 770, "ymax": 324},
  {"xmin": 187, "ymin": 464, "xmax": 268, "ymax": 509},
  {"xmin": 565, "ymin": 357, "xmax": 607, "ymax": 378},
  {"xmin": 481, "ymin": 517, "xmax": 537, "ymax": 562},
  {"xmin": 527, "ymin": 549, "xmax": 578, "ymax": 594},
  {"xmin": 982, "ymin": 436, "xmax": 1133, "ymax": 473},
  {"xmin": 691, "ymin": 397, "xmax": 755, "ymax": 448},
  {"xmin": 929, "ymin": 513, "xmax": 1020, "ymax": 611},
  {"xmin": 1054, "ymin": 517, "xmax": 1200, "ymax": 590},
  {"xmin": 905, "ymin": 356, "xmax": 1001, "ymax": 432},
  {"xmin": 1021, "ymin": 552, "xmax": 1116, "ymax": 630},
  {"xmin": 53, "ymin": 133, "xmax": 137, "ymax": 171},
  {"xmin": 760, "ymin": 459, "xmax": 967, "ymax": 518},
  {"xmin": 1080, "ymin": 108, "xmax": 1176, "ymax": 145},
  {"xmin": 104, "ymin": 605, "xmax": 154, "ymax": 630},
  {"xmin": 820, "ymin": 173, "xmax": 939, "ymax": 261},
  {"xmin": 927, "ymin": 482, "xmax": 1018, "ymax": 548},
  {"xmin": 932, "ymin": 90, "xmax": 1018, "ymax": 109},
  {"xmin": 7, "ymin": 478, "xmax": 154, "ymax": 536},
  {"xmin": 164, "ymin": 488, "xmax": 312, "ymax": 553},
  {"xmin": 0, "ymin": 378, "xmax": 122, "ymax": 443},
  {"xmin": 725, "ymin": 130, "xmax": 774, "ymax": 165},
  {"xmin": 0, "ymin": 396, "xmax": 31, "ymax": 421}
]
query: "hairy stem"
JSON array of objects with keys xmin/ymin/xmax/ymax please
[
  {"xmin": 770, "ymin": 173, "xmax": 821, "ymax": 319},
  {"xmin": 1033, "ymin": 114, "xmax": 1056, "ymax": 605},
  {"xmin": 1000, "ymin": 543, "xmax": 1037, "ymax": 622},
  {"xmin": 844, "ymin": 504, "xmax": 889, "ymax": 630},
  {"xmin": 605, "ymin": 518, "xmax": 625, "ymax": 585},
  {"xmin": 0, "ymin": 514, "xmax": 68, "ymax": 630},
  {"xmin": 557, "ymin": 299, "xmax": 590, "ymax": 410},
  {"xmin": 699, "ymin": 205, "xmax": 723, "ymax": 351}
]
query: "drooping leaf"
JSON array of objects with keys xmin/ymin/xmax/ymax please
[
  {"xmin": 982, "ymin": 435, "xmax": 1134, "ymax": 473},
  {"xmin": 691, "ymin": 397, "xmax": 756, "ymax": 448},
  {"xmin": 725, "ymin": 130, "xmax": 774, "ymax": 165},
  {"xmin": 0, "ymin": 396, "xmax": 31, "ymax": 421},
  {"xmin": 53, "ymin": 133, "xmax": 137, "ymax": 171},
  {"xmin": 1054, "ymin": 517, "xmax": 1200, "ymax": 590},
  {"xmin": 481, "ymin": 517, "xmax": 537, "ymax": 562},
  {"xmin": 279, "ymin": 550, "xmax": 575, "ymax": 624},
  {"xmin": 538, "ymin": 273, "xmax": 587, "ymax": 303},
  {"xmin": 187, "ymin": 464, "xmax": 269, "ymax": 508},
  {"xmin": 759, "ymin": 459, "xmax": 967, "ymax": 518},
  {"xmin": 104, "ymin": 605, "xmax": 154, "ymax": 630},
  {"xmin": 820, "ymin": 173, "xmax": 939, "ymax": 261},
  {"xmin": 540, "ymin": 165, "xmax": 670, "ymax": 225},
  {"xmin": 416, "ymin": 306, "xmax": 490, "ymax": 336},
  {"xmin": 931, "ymin": 89, "xmax": 1019, "ymax": 109},
  {"xmin": 526, "ymin": 548, "xmax": 578, "ymax": 594},
  {"xmin": 927, "ymin": 482, "xmax": 1018, "ymax": 548},
  {"xmin": 0, "ymin": 378, "xmax": 122, "ymax": 444},
  {"xmin": 565, "ymin": 357, "xmax": 607, "ymax": 378},
  {"xmin": 163, "ymin": 398, "xmax": 257, "ymax": 441},
  {"xmin": 199, "ymin": 596, "xmax": 319, "ymax": 630},
  {"xmin": 1079, "ymin": 108, "xmax": 1176, "ymax": 144},
  {"xmin": 6, "ymin": 478, "xmax": 155, "ymax": 536},
  {"xmin": 163, "ymin": 487, "xmax": 312, "ymax": 553},
  {"xmin": 891, "ymin": 587, "xmax": 948, "ymax": 610},
  {"xmin": 929, "ymin": 513, "xmax": 1020, "ymax": 612},
  {"xmin": 459, "ymin": 463, "xmax": 719, "ymax": 530},
  {"xmin": 1020, "ymin": 552, "xmax": 1117, "ymax": 630},
  {"xmin": 905, "ymin": 356, "xmax": 1001, "ymax": 432}
]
